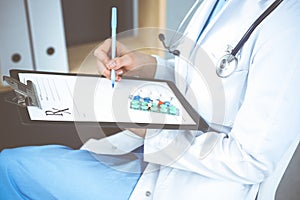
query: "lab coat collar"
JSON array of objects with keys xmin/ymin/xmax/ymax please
[
  {"xmin": 174, "ymin": 0, "xmax": 218, "ymax": 94},
  {"xmin": 197, "ymin": 0, "xmax": 278, "ymax": 61},
  {"xmin": 186, "ymin": 0, "xmax": 277, "ymax": 43},
  {"xmin": 176, "ymin": 0, "xmax": 216, "ymax": 45},
  {"xmin": 198, "ymin": 0, "xmax": 276, "ymax": 45}
]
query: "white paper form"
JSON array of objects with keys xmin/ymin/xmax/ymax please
[{"xmin": 18, "ymin": 73, "xmax": 196, "ymax": 126}]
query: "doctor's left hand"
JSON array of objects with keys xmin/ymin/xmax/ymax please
[{"xmin": 94, "ymin": 38, "xmax": 157, "ymax": 81}]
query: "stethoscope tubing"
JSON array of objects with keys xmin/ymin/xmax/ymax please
[{"xmin": 231, "ymin": 0, "xmax": 284, "ymax": 56}]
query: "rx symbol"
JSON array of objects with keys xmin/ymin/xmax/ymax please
[{"xmin": 45, "ymin": 108, "xmax": 71, "ymax": 116}]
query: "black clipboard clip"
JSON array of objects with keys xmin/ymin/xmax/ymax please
[{"xmin": 2, "ymin": 76, "xmax": 42, "ymax": 109}]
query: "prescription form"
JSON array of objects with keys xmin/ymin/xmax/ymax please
[{"xmin": 18, "ymin": 73, "xmax": 196, "ymax": 126}]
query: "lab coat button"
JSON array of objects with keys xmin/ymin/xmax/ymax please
[{"xmin": 145, "ymin": 191, "xmax": 151, "ymax": 197}]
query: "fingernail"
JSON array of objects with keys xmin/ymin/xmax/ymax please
[{"xmin": 118, "ymin": 70, "xmax": 123, "ymax": 75}]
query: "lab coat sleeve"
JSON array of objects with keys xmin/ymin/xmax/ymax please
[
  {"xmin": 81, "ymin": 130, "xmax": 144, "ymax": 155},
  {"xmin": 144, "ymin": 25, "xmax": 300, "ymax": 184},
  {"xmin": 153, "ymin": 55, "xmax": 175, "ymax": 82}
]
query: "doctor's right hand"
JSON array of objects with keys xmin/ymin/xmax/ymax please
[{"xmin": 94, "ymin": 38, "xmax": 157, "ymax": 81}]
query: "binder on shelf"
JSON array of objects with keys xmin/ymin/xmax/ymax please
[
  {"xmin": 26, "ymin": 0, "xmax": 68, "ymax": 72},
  {"xmin": 0, "ymin": 0, "xmax": 34, "ymax": 85}
]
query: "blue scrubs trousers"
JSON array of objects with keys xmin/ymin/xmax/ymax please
[{"xmin": 0, "ymin": 145, "xmax": 144, "ymax": 200}]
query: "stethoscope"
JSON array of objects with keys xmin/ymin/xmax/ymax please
[{"xmin": 159, "ymin": 0, "xmax": 284, "ymax": 78}]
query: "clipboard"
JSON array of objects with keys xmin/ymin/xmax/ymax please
[{"xmin": 3, "ymin": 69, "xmax": 210, "ymax": 131}]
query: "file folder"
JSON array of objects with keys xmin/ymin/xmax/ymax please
[
  {"xmin": 26, "ymin": 0, "xmax": 68, "ymax": 72},
  {"xmin": 0, "ymin": 0, "xmax": 34, "ymax": 84}
]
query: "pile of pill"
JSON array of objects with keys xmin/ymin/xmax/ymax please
[{"xmin": 129, "ymin": 94, "xmax": 179, "ymax": 116}]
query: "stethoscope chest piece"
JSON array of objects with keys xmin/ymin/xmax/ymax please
[{"xmin": 216, "ymin": 53, "xmax": 238, "ymax": 78}]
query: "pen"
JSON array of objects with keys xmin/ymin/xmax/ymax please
[{"xmin": 110, "ymin": 7, "xmax": 117, "ymax": 88}]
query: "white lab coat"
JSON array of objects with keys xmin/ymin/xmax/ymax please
[{"xmin": 82, "ymin": 0, "xmax": 300, "ymax": 199}]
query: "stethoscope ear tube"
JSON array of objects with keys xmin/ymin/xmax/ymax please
[{"xmin": 159, "ymin": 33, "xmax": 181, "ymax": 56}]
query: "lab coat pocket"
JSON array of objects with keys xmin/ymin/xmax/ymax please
[{"xmin": 220, "ymin": 68, "xmax": 249, "ymax": 127}]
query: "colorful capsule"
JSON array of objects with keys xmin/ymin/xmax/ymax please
[
  {"xmin": 131, "ymin": 104, "xmax": 140, "ymax": 110},
  {"xmin": 143, "ymin": 97, "xmax": 151, "ymax": 103},
  {"xmin": 164, "ymin": 101, "xmax": 170, "ymax": 106},
  {"xmin": 141, "ymin": 105, "xmax": 148, "ymax": 110},
  {"xmin": 152, "ymin": 99, "xmax": 159, "ymax": 106},
  {"xmin": 141, "ymin": 101, "xmax": 148, "ymax": 106},
  {"xmin": 131, "ymin": 100, "xmax": 140, "ymax": 105},
  {"xmin": 160, "ymin": 108, "xmax": 168, "ymax": 113},
  {"xmin": 150, "ymin": 106, "xmax": 158, "ymax": 112},
  {"xmin": 134, "ymin": 95, "xmax": 141, "ymax": 101},
  {"xmin": 169, "ymin": 106, "xmax": 177, "ymax": 115}
]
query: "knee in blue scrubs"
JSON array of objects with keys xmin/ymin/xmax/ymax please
[{"xmin": 0, "ymin": 145, "xmax": 143, "ymax": 200}]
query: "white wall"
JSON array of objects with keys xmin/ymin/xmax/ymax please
[{"xmin": 166, "ymin": 0, "xmax": 198, "ymax": 31}]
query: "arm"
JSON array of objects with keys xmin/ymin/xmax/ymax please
[{"xmin": 94, "ymin": 39, "xmax": 175, "ymax": 82}]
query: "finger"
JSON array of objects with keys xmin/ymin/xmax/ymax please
[
  {"xmin": 96, "ymin": 60, "xmax": 111, "ymax": 79},
  {"xmin": 116, "ymin": 68, "xmax": 124, "ymax": 76},
  {"xmin": 96, "ymin": 59, "xmax": 124, "ymax": 81},
  {"xmin": 106, "ymin": 59, "xmax": 117, "ymax": 69},
  {"xmin": 94, "ymin": 39, "xmax": 112, "ymax": 64},
  {"xmin": 116, "ymin": 76, "xmax": 122, "ymax": 82},
  {"xmin": 108, "ymin": 54, "xmax": 133, "ymax": 70},
  {"xmin": 95, "ymin": 50, "xmax": 111, "ymax": 65}
]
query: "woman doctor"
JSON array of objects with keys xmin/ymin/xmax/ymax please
[{"xmin": 1, "ymin": 0, "xmax": 300, "ymax": 199}]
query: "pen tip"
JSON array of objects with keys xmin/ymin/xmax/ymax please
[{"xmin": 112, "ymin": 83, "xmax": 115, "ymax": 88}]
